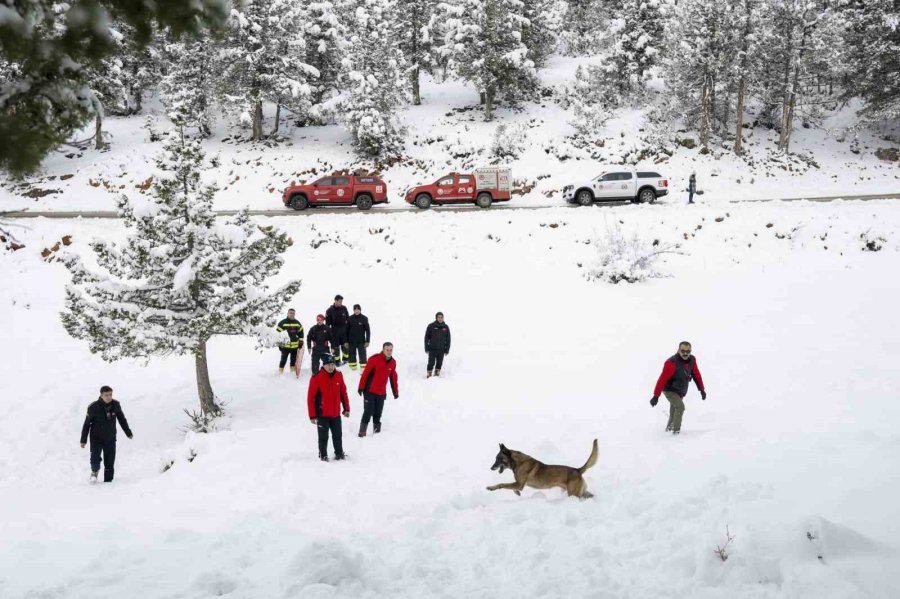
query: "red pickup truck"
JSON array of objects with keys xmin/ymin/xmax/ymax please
[
  {"xmin": 404, "ymin": 168, "xmax": 512, "ymax": 209},
  {"xmin": 282, "ymin": 175, "xmax": 388, "ymax": 210}
]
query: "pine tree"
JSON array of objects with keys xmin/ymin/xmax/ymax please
[
  {"xmin": 334, "ymin": 0, "xmax": 409, "ymax": 157},
  {"xmin": 559, "ymin": 0, "xmax": 606, "ymax": 55},
  {"xmin": 439, "ymin": 0, "xmax": 535, "ymax": 121},
  {"xmin": 218, "ymin": 0, "xmax": 317, "ymax": 140},
  {"xmin": 612, "ymin": 0, "xmax": 667, "ymax": 94},
  {"xmin": 304, "ymin": 0, "xmax": 348, "ymax": 124},
  {"xmin": 0, "ymin": 0, "xmax": 225, "ymax": 176},
  {"xmin": 62, "ymin": 128, "xmax": 301, "ymax": 416},
  {"xmin": 521, "ymin": 0, "xmax": 565, "ymax": 69},
  {"xmin": 842, "ymin": 0, "xmax": 900, "ymax": 125},
  {"xmin": 396, "ymin": 0, "xmax": 438, "ymax": 105},
  {"xmin": 161, "ymin": 35, "xmax": 217, "ymax": 137}
]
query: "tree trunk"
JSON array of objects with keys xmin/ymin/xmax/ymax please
[
  {"xmin": 252, "ymin": 100, "xmax": 264, "ymax": 141},
  {"xmin": 700, "ymin": 74, "xmax": 711, "ymax": 152},
  {"xmin": 195, "ymin": 338, "xmax": 220, "ymax": 416},
  {"xmin": 779, "ymin": 15, "xmax": 811, "ymax": 153},
  {"xmin": 734, "ymin": 76, "xmax": 746, "ymax": 155},
  {"xmin": 412, "ymin": 65, "xmax": 421, "ymax": 106},
  {"xmin": 484, "ymin": 87, "xmax": 495, "ymax": 122},
  {"xmin": 479, "ymin": 91, "xmax": 486, "ymax": 105},
  {"xmin": 272, "ymin": 102, "xmax": 281, "ymax": 136},
  {"xmin": 94, "ymin": 112, "xmax": 103, "ymax": 150}
]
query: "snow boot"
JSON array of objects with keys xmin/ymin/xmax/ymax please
[
  {"xmin": 665, "ymin": 424, "xmax": 673, "ymax": 432},
  {"xmin": 334, "ymin": 453, "xmax": 347, "ymax": 461},
  {"xmin": 358, "ymin": 422, "xmax": 367, "ymax": 438},
  {"xmin": 373, "ymin": 423, "xmax": 381, "ymax": 434},
  {"xmin": 672, "ymin": 431, "xmax": 681, "ymax": 436},
  {"xmin": 320, "ymin": 454, "xmax": 329, "ymax": 462},
  {"xmin": 90, "ymin": 470, "xmax": 99, "ymax": 484},
  {"xmin": 278, "ymin": 368, "xmax": 284, "ymax": 375},
  {"xmin": 426, "ymin": 370, "xmax": 433, "ymax": 378},
  {"xmin": 434, "ymin": 369, "xmax": 441, "ymax": 377}
]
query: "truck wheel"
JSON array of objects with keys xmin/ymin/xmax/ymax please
[
  {"xmin": 356, "ymin": 194, "xmax": 373, "ymax": 210},
  {"xmin": 638, "ymin": 188, "xmax": 656, "ymax": 204},
  {"xmin": 476, "ymin": 192, "xmax": 492, "ymax": 208},
  {"xmin": 415, "ymin": 194, "xmax": 432, "ymax": 209},
  {"xmin": 290, "ymin": 195, "xmax": 309, "ymax": 210},
  {"xmin": 576, "ymin": 189, "xmax": 593, "ymax": 206}
]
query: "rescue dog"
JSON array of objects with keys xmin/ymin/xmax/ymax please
[{"xmin": 487, "ymin": 439, "xmax": 598, "ymax": 499}]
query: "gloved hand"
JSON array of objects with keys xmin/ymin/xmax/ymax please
[
  {"xmin": 127, "ymin": 433, "xmax": 133, "ymax": 439},
  {"xmin": 650, "ymin": 396, "xmax": 659, "ymax": 407},
  {"xmin": 701, "ymin": 390, "xmax": 707, "ymax": 400},
  {"xmin": 342, "ymin": 410, "xmax": 350, "ymax": 418},
  {"xmin": 357, "ymin": 389, "xmax": 363, "ymax": 396},
  {"xmin": 444, "ymin": 351, "xmax": 449, "ymax": 356},
  {"xmin": 393, "ymin": 395, "xmax": 399, "ymax": 400},
  {"xmin": 309, "ymin": 418, "xmax": 317, "ymax": 425}
]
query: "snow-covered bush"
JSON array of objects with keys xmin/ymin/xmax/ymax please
[
  {"xmin": 584, "ymin": 223, "xmax": 676, "ymax": 284},
  {"xmin": 569, "ymin": 65, "xmax": 616, "ymax": 135},
  {"xmin": 490, "ymin": 123, "xmax": 529, "ymax": 160}
]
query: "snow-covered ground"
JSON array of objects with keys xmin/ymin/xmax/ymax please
[
  {"xmin": 2, "ymin": 199, "xmax": 899, "ymax": 598},
  {"xmin": 2, "ymin": 56, "xmax": 899, "ymax": 214}
]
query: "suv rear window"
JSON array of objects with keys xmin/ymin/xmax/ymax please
[
  {"xmin": 602, "ymin": 172, "xmax": 632, "ymax": 181},
  {"xmin": 637, "ymin": 172, "xmax": 662, "ymax": 178}
]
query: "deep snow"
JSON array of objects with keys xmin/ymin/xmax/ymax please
[{"xmin": 1, "ymin": 200, "xmax": 899, "ymax": 598}]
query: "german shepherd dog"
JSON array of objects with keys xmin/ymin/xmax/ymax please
[{"xmin": 487, "ymin": 439, "xmax": 598, "ymax": 499}]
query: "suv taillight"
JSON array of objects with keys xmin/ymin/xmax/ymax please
[{"xmin": 660, "ymin": 180, "xmax": 668, "ymax": 187}]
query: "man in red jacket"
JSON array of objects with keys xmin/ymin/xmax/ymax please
[
  {"xmin": 357, "ymin": 342, "xmax": 399, "ymax": 437},
  {"xmin": 650, "ymin": 341, "xmax": 707, "ymax": 435},
  {"xmin": 307, "ymin": 354, "xmax": 350, "ymax": 461}
]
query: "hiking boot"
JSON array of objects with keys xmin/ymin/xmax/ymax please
[
  {"xmin": 672, "ymin": 431, "xmax": 681, "ymax": 436},
  {"xmin": 334, "ymin": 453, "xmax": 347, "ymax": 461},
  {"xmin": 90, "ymin": 470, "xmax": 99, "ymax": 483},
  {"xmin": 373, "ymin": 423, "xmax": 381, "ymax": 434},
  {"xmin": 665, "ymin": 424, "xmax": 673, "ymax": 432},
  {"xmin": 358, "ymin": 423, "xmax": 367, "ymax": 438},
  {"xmin": 426, "ymin": 370, "xmax": 433, "ymax": 378},
  {"xmin": 278, "ymin": 368, "xmax": 284, "ymax": 374},
  {"xmin": 434, "ymin": 369, "xmax": 441, "ymax": 377},
  {"xmin": 319, "ymin": 454, "xmax": 329, "ymax": 462}
]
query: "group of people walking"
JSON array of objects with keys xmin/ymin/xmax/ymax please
[{"xmin": 79, "ymin": 325, "xmax": 706, "ymax": 478}]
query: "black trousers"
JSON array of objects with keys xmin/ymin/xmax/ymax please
[
  {"xmin": 332, "ymin": 330, "xmax": 349, "ymax": 360},
  {"xmin": 311, "ymin": 349, "xmax": 330, "ymax": 374},
  {"xmin": 279, "ymin": 347, "xmax": 298, "ymax": 368},
  {"xmin": 90, "ymin": 438, "xmax": 116, "ymax": 482},
  {"xmin": 427, "ymin": 350, "xmax": 445, "ymax": 371},
  {"xmin": 361, "ymin": 392, "xmax": 386, "ymax": 431},
  {"xmin": 348, "ymin": 342, "xmax": 367, "ymax": 366},
  {"xmin": 317, "ymin": 416, "xmax": 344, "ymax": 457}
]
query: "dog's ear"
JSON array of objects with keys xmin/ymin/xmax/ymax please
[{"xmin": 499, "ymin": 443, "xmax": 507, "ymax": 451}]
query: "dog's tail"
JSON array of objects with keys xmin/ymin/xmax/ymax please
[{"xmin": 578, "ymin": 439, "xmax": 599, "ymax": 474}]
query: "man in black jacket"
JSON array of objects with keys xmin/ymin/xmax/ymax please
[
  {"xmin": 347, "ymin": 304, "xmax": 370, "ymax": 370},
  {"xmin": 424, "ymin": 311, "xmax": 451, "ymax": 378},
  {"xmin": 276, "ymin": 308, "xmax": 304, "ymax": 377},
  {"xmin": 326, "ymin": 294, "xmax": 351, "ymax": 365},
  {"xmin": 80, "ymin": 385, "xmax": 133, "ymax": 483},
  {"xmin": 308, "ymin": 314, "xmax": 334, "ymax": 375}
]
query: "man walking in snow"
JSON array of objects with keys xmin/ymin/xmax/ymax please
[
  {"xmin": 688, "ymin": 172, "xmax": 697, "ymax": 204},
  {"xmin": 347, "ymin": 304, "xmax": 370, "ymax": 370},
  {"xmin": 307, "ymin": 354, "xmax": 350, "ymax": 461},
  {"xmin": 650, "ymin": 341, "xmax": 707, "ymax": 435},
  {"xmin": 308, "ymin": 314, "xmax": 333, "ymax": 375},
  {"xmin": 357, "ymin": 342, "xmax": 399, "ymax": 437},
  {"xmin": 276, "ymin": 308, "xmax": 304, "ymax": 377},
  {"xmin": 424, "ymin": 312, "xmax": 451, "ymax": 378},
  {"xmin": 326, "ymin": 294, "xmax": 351, "ymax": 365},
  {"xmin": 80, "ymin": 385, "xmax": 133, "ymax": 482}
]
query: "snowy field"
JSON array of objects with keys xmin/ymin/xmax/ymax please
[
  {"xmin": 2, "ymin": 199, "xmax": 900, "ymax": 598},
  {"xmin": 2, "ymin": 58, "xmax": 899, "ymax": 215}
]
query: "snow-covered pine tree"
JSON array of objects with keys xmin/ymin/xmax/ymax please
[
  {"xmin": 62, "ymin": 128, "xmax": 302, "ymax": 416},
  {"xmin": 439, "ymin": 0, "xmax": 535, "ymax": 121},
  {"xmin": 732, "ymin": 0, "xmax": 759, "ymax": 155},
  {"xmin": 304, "ymin": 0, "xmax": 348, "ymax": 124},
  {"xmin": 521, "ymin": 0, "xmax": 565, "ymax": 69},
  {"xmin": 218, "ymin": 0, "xmax": 317, "ymax": 139},
  {"xmin": 612, "ymin": 0, "xmax": 667, "ymax": 95},
  {"xmin": 842, "ymin": 0, "xmax": 900, "ymax": 126},
  {"xmin": 569, "ymin": 64, "xmax": 616, "ymax": 134},
  {"xmin": 333, "ymin": 0, "xmax": 409, "ymax": 157},
  {"xmin": 664, "ymin": 0, "xmax": 741, "ymax": 151},
  {"xmin": 755, "ymin": 0, "xmax": 843, "ymax": 151},
  {"xmin": 161, "ymin": 34, "xmax": 217, "ymax": 137},
  {"xmin": 396, "ymin": 0, "xmax": 438, "ymax": 105},
  {"xmin": 559, "ymin": 0, "xmax": 605, "ymax": 56}
]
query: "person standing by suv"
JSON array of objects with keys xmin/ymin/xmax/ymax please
[
  {"xmin": 276, "ymin": 308, "xmax": 304, "ymax": 377},
  {"xmin": 347, "ymin": 304, "xmax": 370, "ymax": 370},
  {"xmin": 80, "ymin": 385, "xmax": 133, "ymax": 483},
  {"xmin": 357, "ymin": 342, "xmax": 399, "ymax": 437},
  {"xmin": 688, "ymin": 172, "xmax": 697, "ymax": 204},
  {"xmin": 650, "ymin": 341, "xmax": 707, "ymax": 434},
  {"xmin": 424, "ymin": 312, "xmax": 451, "ymax": 378},
  {"xmin": 326, "ymin": 295, "xmax": 351, "ymax": 365},
  {"xmin": 308, "ymin": 314, "xmax": 333, "ymax": 375}
]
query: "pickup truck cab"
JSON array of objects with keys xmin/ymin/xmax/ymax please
[
  {"xmin": 282, "ymin": 175, "xmax": 388, "ymax": 210},
  {"xmin": 562, "ymin": 170, "xmax": 669, "ymax": 206},
  {"xmin": 405, "ymin": 168, "xmax": 512, "ymax": 209}
]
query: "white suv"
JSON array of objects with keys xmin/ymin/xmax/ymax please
[{"xmin": 562, "ymin": 170, "xmax": 670, "ymax": 206}]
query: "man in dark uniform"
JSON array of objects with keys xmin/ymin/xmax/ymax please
[
  {"xmin": 326, "ymin": 294, "xmax": 351, "ymax": 365},
  {"xmin": 80, "ymin": 385, "xmax": 133, "ymax": 482},
  {"xmin": 307, "ymin": 314, "xmax": 333, "ymax": 375},
  {"xmin": 650, "ymin": 341, "xmax": 707, "ymax": 435},
  {"xmin": 347, "ymin": 304, "xmax": 370, "ymax": 370},
  {"xmin": 276, "ymin": 308, "xmax": 304, "ymax": 377},
  {"xmin": 424, "ymin": 311, "xmax": 451, "ymax": 378}
]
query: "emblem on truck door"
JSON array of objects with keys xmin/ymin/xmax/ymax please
[
  {"xmin": 337, "ymin": 189, "xmax": 345, "ymax": 196},
  {"xmin": 376, "ymin": 186, "xmax": 383, "ymax": 192}
]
